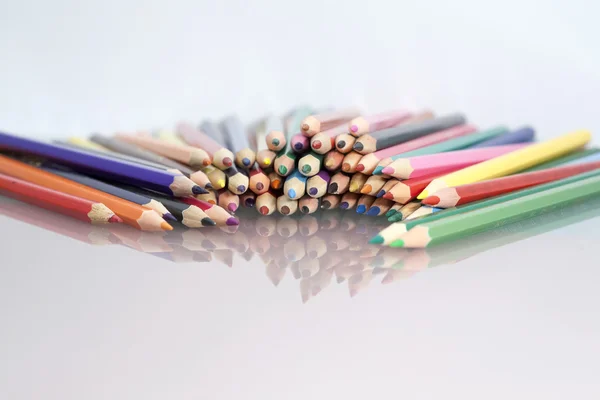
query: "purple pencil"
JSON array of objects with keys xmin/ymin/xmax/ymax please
[
  {"xmin": 307, "ymin": 170, "xmax": 331, "ymax": 198},
  {"xmin": 469, "ymin": 126, "xmax": 535, "ymax": 148},
  {"xmin": 291, "ymin": 134, "xmax": 310, "ymax": 154},
  {"xmin": 0, "ymin": 131, "xmax": 204, "ymax": 197}
]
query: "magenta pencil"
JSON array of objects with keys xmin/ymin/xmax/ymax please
[
  {"xmin": 383, "ymin": 143, "xmax": 529, "ymax": 179},
  {"xmin": 348, "ymin": 110, "xmax": 413, "ymax": 137},
  {"xmin": 291, "ymin": 134, "xmax": 310, "ymax": 154}
]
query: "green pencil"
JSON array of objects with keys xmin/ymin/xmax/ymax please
[
  {"xmin": 371, "ymin": 168, "xmax": 600, "ymax": 245},
  {"xmin": 298, "ymin": 152, "xmax": 324, "ymax": 177},
  {"xmin": 394, "ymin": 173, "xmax": 600, "ymax": 248}
]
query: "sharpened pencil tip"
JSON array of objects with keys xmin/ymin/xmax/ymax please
[
  {"xmin": 161, "ymin": 221, "xmax": 174, "ymax": 231},
  {"xmin": 356, "ymin": 205, "xmax": 366, "ymax": 214},
  {"xmin": 328, "ymin": 182, "xmax": 338, "ymax": 193},
  {"xmin": 192, "ymin": 185, "xmax": 208, "ymax": 195},
  {"xmin": 163, "ymin": 213, "xmax": 177, "ymax": 222},
  {"xmin": 226, "ymin": 217, "xmax": 240, "ymax": 226},
  {"xmin": 203, "ymin": 159, "xmax": 211, "ymax": 166},
  {"xmin": 108, "ymin": 215, "xmax": 123, "ymax": 223},
  {"xmin": 259, "ymin": 206, "xmax": 269, "ymax": 215},
  {"xmin": 340, "ymin": 202, "xmax": 349, "ymax": 210},
  {"xmin": 245, "ymin": 198, "xmax": 255, "ymax": 207},
  {"xmin": 294, "ymin": 142, "xmax": 303, "ymax": 150},
  {"xmin": 301, "ymin": 123, "xmax": 309, "ymax": 131},
  {"xmin": 201, "ymin": 218, "xmax": 217, "ymax": 227},
  {"xmin": 369, "ymin": 235, "xmax": 384, "ymax": 245},
  {"xmin": 301, "ymin": 206, "xmax": 309, "ymax": 214},
  {"xmin": 288, "ymin": 189, "xmax": 297, "ymax": 199},
  {"xmin": 242, "ymin": 157, "xmax": 251, "ymax": 167},
  {"xmin": 385, "ymin": 210, "xmax": 397, "ymax": 218},
  {"xmin": 272, "ymin": 138, "xmax": 280, "ymax": 146},
  {"xmin": 383, "ymin": 193, "xmax": 394, "ymax": 200},
  {"xmin": 390, "ymin": 239, "xmax": 405, "ymax": 248},
  {"xmin": 321, "ymin": 200, "xmax": 331, "ymax": 209},
  {"xmin": 264, "ymin": 158, "xmax": 271, "ymax": 165},
  {"xmin": 237, "ymin": 185, "xmax": 246, "ymax": 193},
  {"xmin": 204, "ymin": 182, "xmax": 214, "ymax": 189},
  {"xmin": 376, "ymin": 190, "xmax": 386, "ymax": 198},
  {"xmin": 281, "ymin": 206, "xmax": 290, "ymax": 215},
  {"xmin": 360, "ymin": 184, "xmax": 372, "ymax": 194},
  {"xmin": 228, "ymin": 204, "xmax": 238, "ymax": 212},
  {"xmin": 217, "ymin": 179, "xmax": 226, "ymax": 188},
  {"xmin": 336, "ymin": 140, "xmax": 346, "ymax": 149},
  {"xmin": 312, "ymin": 141, "xmax": 321, "ymax": 149},
  {"xmin": 278, "ymin": 165, "xmax": 288, "ymax": 175},
  {"xmin": 256, "ymin": 182, "xmax": 264, "ymax": 191},
  {"xmin": 366, "ymin": 207, "xmax": 380, "ymax": 216},
  {"xmin": 353, "ymin": 142, "xmax": 364, "ymax": 151},
  {"xmin": 301, "ymin": 165, "xmax": 311, "ymax": 174},
  {"xmin": 342, "ymin": 163, "xmax": 351, "ymax": 172},
  {"xmin": 373, "ymin": 166, "xmax": 384, "ymax": 175},
  {"xmin": 308, "ymin": 188, "xmax": 318, "ymax": 196},
  {"xmin": 355, "ymin": 164, "xmax": 364, "ymax": 172},
  {"xmin": 381, "ymin": 167, "xmax": 394, "ymax": 175},
  {"xmin": 422, "ymin": 195, "xmax": 439, "ymax": 206},
  {"xmin": 223, "ymin": 157, "xmax": 233, "ymax": 167},
  {"xmin": 350, "ymin": 124, "xmax": 359, "ymax": 133},
  {"xmin": 271, "ymin": 181, "xmax": 280, "ymax": 189},
  {"xmin": 417, "ymin": 190, "xmax": 429, "ymax": 200}
]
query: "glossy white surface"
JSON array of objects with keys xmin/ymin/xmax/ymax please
[{"xmin": 1, "ymin": 196, "xmax": 600, "ymax": 399}]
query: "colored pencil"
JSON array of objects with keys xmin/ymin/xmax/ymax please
[
  {"xmin": 220, "ymin": 115, "xmax": 255, "ymax": 168},
  {"xmin": 299, "ymin": 195, "xmax": 320, "ymax": 214},
  {"xmin": 310, "ymin": 123, "xmax": 347, "ymax": 154},
  {"xmin": 291, "ymin": 134, "xmax": 310, "ymax": 154},
  {"xmin": 195, "ymin": 190, "xmax": 217, "ymax": 204},
  {"xmin": 422, "ymin": 160, "xmax": 600, "ymax": 208},
  {"xmin": 301, "ymin": 108, "xmax": 361, "ymax": 136},
  {"xmin": 324, "ymin": 151, "xmax": 344, "ymax": 172},
  {"xmin": 524, "ymin": 148, "xmax": 600, "ymax": 172},
  {"xmin": 383, "ymin": 143, "xmax": 528, "ymax": 179},
  {"xmin": 404, "ymin": 205, "xmax": 442, "ymax": 221},
  {"xmin": 328, "ymin": 172, "xmax": 351, "ymax": 194},
  {"xmin": 321, "ymin": 194, "xmax": 341, "ymax": 210},
  {"xmin": 383, "ymin": 171, "xmax": 449, "ymax": 204},
  {"xmin": 43, "ymin": 166, "xmax": 175, "ymax": 221},
  {"xmin": 274, "ymin": 150, "xmax": 297, "ymax": 177},
  {"xmin": 397, "ymin": 174, "xmax": 600, "ymax": 248},
  {"xmin": 306, "ymin": 170, "xmax": 330, "ymax": 198},
  {"xmin": 386, "ymin": 203, "xmax": 404, "ymax": 218},
  {"xmin": 180, "ymin": 196, "xmax": 240, "ymax": 226},
  {"xmin": 116, "ymin": 133, "xmax": 212, "ymax": 168},
  {"xmin": 90, "ymin": 134, "xmax": 195, "ymax": 175},
  {"xmin": 256, "ymin": 148, "xmax": 277, "ymax": 169},
  {"xmin": 251, "ymin": 118, "xmax": 277, "ymax": 167},
  {"xmin": 418, "ymin": 130, "xmax": 591, "ymax": 199},
  {"xmin": 373, "ymin": 125, "xmax": 509, "ymax": 175},
  {"xmin": 0, "ymin": 172, "xmax": 121, "ymax": 224},
  {"xmin": 223, "ymin": 166, "xmax": 249, "ymax": 194},
  {"xmin": 240, "ymin": 191, "xmax": 256, "ymax": 208},
  {"xmin": 469, "ymin": 126, "xmax": 535, "ymax": 148},
  {"xmin": 357, "ymin": 124, "xmax": 478, "ymax": 174},
  {"xmin": 353, "ymin": 113, "xmax": 466, "ymax": 154},
  {"xmin": 339, "ymin": 192, "xmax": 360, "ymax": 210},
  {"xmin": 396, "ymin": 202, "xmax": 422, "ymax": 221},
  {"xmin": 348, "ymin": 110, "xmax": 413, "ymax": 136},
  {"xmin": 360, "ymin": 174, "xmax": 389, "ymax": 196},
  {"xmin": 376, "ymin": 179, "xmax": 400, "ymax": 198},
  {"xmin": 0, "ymin": 155, "xmax": 172, "ymax": 231},
  {"xmin": 268, "ymin": 170, "xmax": 284, "ymax": 190},
  {"xmin": 341, "ymin": 151, "xmax": 363, "ymax": 173},
  {"xmin": 356, "ymin": 194, "xmax": 376, "ymax": 214},
  {"xmin": 256, "ymin": 191, "xmax": 277, "ymax": 215},
  {"xmin": 152, "ymin": 129, "xmax": 188, "ymax": 145},
  {"xmin": 151, "ymin": 196, "xmax": 216, "ymax": 228},
  {"xmin": 349, "ymin": 173, "xmax": 369, "ymax": 193},
  {"xmin": 284, "ymin": 170, "xmax": 307, "ymax": 200},
  {"xmin": 334, "ymin": 133, "xmax": 356, "ymax": 153},
  {"xmin": 298, "ymin": 152, "xmax": 324, "ymax": 177},
  {"xmin": 371, "ymin": 168, "xmax": 600, "ymax": 245},
  {"xmin": 264, "ymin": 116, "xmax": 286, "ymax": 151},
  {"xmin": 201, "ymin": 165, "xmax": 227, "ymax": 190},
  {"xmin": 277, "ymin": 195, "xmax": 298, "ymax": 215},
  {"xmin": 565, "ymin": 151, "xmax": 600, "ymax": 165},
  {"xmin": 67, "ymin": 137, "xmax": 110, "ymax": 152},
  {"xmin": 177, "ymin": 122, "xmax": 235, "ymax": 170},
  {"xmin": 365, "ymin": 198, "xmax": 394, "ymax": 216},
  {"xmin": 217, "ymin": 189, "xmax": 240, "ymax": 213},
  {"xmin": 248, "ymin": 163, "xmax": 270, "ymax": 194},
  {"xmin": 0, "ymin": 131, "xmax": 203, "ymax": 197}
]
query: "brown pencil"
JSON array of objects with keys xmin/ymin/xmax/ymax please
[
  {"xmin": 321, "ymin": 194, "xmax": 341, "ymax": 210},
  {"xmin": 327, "ymin": 172, "xmax": 351, "ymax": 194},
  {"xmin": 341, "ymin": 151, "xmax": 363, "ymax": 173},
  {"xmin": 277, "ymin": 195, "xmax": 298, "ymax": 215},
  {"xmin": 299, "ymin": 195, "xmax": 320, "ymax": 214}
]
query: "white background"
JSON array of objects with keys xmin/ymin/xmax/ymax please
[{"xmin": 1, "ymin": 0, "xmax": 599, "ymax": 141}]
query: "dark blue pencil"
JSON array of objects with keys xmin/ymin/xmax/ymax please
[{"xmin": 469, "ymin": 126, "xmax": 535, "ymax": 148}]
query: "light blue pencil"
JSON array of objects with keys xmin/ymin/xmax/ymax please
[{"xmin": 283, "ymin": 170, "xmax": 307, "ymax": 200}]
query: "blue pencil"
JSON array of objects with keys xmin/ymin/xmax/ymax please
[
  {"xmin": 469, "ymin": 126, "xmax": 535, "ymax": 148},
  {"xmin": 283, "ymin": 170, "xmax": 307, "ymax": 200}
]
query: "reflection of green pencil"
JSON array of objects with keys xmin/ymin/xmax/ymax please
[{"xmin": 397, "ymin": 174, "xmax": 600, "ymax": 248}]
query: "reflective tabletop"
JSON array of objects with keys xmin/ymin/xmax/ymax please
[{"xmin": 1, "ymin": 195, "xmax": 599, "ymax": 399}]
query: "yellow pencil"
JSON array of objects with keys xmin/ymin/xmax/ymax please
[{"xmin": 418, "ymin": 130, "xmax": 591, "ymax": 199}]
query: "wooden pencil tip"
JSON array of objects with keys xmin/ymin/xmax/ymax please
[
  {"xmin": 108, "ymin": 215, "xmax": 123, "ymax": 223},
  {"xmin": 161, "ymin": 221, "xmax": 174, "ymax": 231}
]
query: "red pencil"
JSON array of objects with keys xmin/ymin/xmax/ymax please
[
  {"xmin": 422, "ymin": 160, "xmax": 600, "ymax": 208},
  {"xmin": 383, "ymin": 172, "xmax": 449, "ymax": 204},
  {"xmin": 0, "ymin": 172, "xmax": 121, "ymax": 224}
]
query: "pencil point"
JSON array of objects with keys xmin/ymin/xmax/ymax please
[
  {"xmin": 163, "ymin": 213, "xmax": 177, "ymax": 221},
  {"xmin": 301, "ymin": 165, "xmax": 311, "ymax": 174},
  {"xmin": 108, "ymin": 215, "xmax": 123, "ymax": 223},
  {"xmin": 271, "ymin": 181, "xmax": 281, "ymax": 189},
  {"xmin": 312, "ymin": 141, "xmax": 322, "ymax": 149},
  {"xmin": 376, "ymin": 190, "xmax": 386, "ymax": 198},
  {"xmin": 373, "ymin": 166, "xmax": 384, "ymax": 175},
  {"xmin": 217, "ymin": 179, "xmax": 226, "ymax": 188},
  {"xmin": 417, "ymin": 190, "xmax": 429, "ymax": 200},
  {"xmin": 340, "ymin": 202, "xmax": 349, "ymax": 209},
  {"xmin": 226, "ymin": 217, "xmax": 240, "ymax": 226},
  {"xmin": 161, "ymin": 221, "xmax": 174, "ymax": 231},
  {"xmin": 322, "ymin": 200, "xmax": 331, "ymax": 209},
  {"xmin": 342, "ymin": 163, "xmax": 351, "ymax": 172},
  {"xmin": 301, "ymin": 206, "xmax": 309, "ymax": 214},
  {"xmin": 202, "ymin": 217, "xmax": 217, "ymax": 226},
  {"xmin": 308, "ymin": 188, "xmax": 318, "ymax": 196},
  {"xmin": 203, "ymin": 159, "xmax": 211, "ymax": 166},
  {"xmin": 281, "ymin": 206, "xmax": 290, "ymax": 215},
  {"xmin": 294, "ymin": 142, "xmax": 303, "ymax": 150},
  {"xmin": 353, "ymin": 142, "xmax": 364, "ymax": 151},
  {"xmin": 355, "ymin": 164, "xmax": 365, "ymax": 172},
  {"xmin": 223, "ymin": 157, "xmax": 233, "ymax": 167},
  {"xmin": 278, "ymin": 165, "xmax": 288, "ymax": 175},
  {"xmin": 383, "ymin": 193, "xmax": 394, "ymax": 200},
  {"xmin": 256, "ymin": 182, "xmax": 264, "ymax": 191},
  {"xmin": 272, "ymin": 138, "xmax": 280, "ymax": 146},
  {"xmin": 237, "ymin": 185, "xmax": 246, "ymax": 193},
  {"xmin": 336, "ymin": 140, "xmax": 346, "ymax": 149},
  {"xmin": 369, "ymin": 235, "xmax": 384, "ymax": 245},
  {"xmin": 192, "ymin": 185, "xmax": 208, "ymax": 195},
  {"xmin": 263, "ymin": 158, "xmax": 271, "ymax": 166},
  {"xmin": 328, "ymin": 182, "xmax": 338, "ymax": 193},
  {"xmin": 205, "ymin": 182, "xmax": 214, "ymax": 189},
  {"xmin": 288, "ymin": 189, "xmax": 297, "ymax": 199},
  {"xmin": 301, "ymin": 123, "xmax": 309, "ymax": 132},
  {"xmin": 422, "ymin": 195, "xmax": 440, "ymax": 206},
  {"xmin": 366, "ymin": 207, "xmax": 380, "ymax": 216},
  {"xmin": 241, "ymin": 158, "xmax": 251, "ymax": 167},
  {"xmin": 228, "ymin": 203, "xmax": 238, "ymax": 212},
  {"xmin": 390, "ymin": 239, "xmax": 405, "ymax": 248},
  {"xmin": 350, "ymin": 124, "xmax": 359, "ymax": 133},
  {"xmin": 385, "ymin": 209, "xmax": 397, "ymax": 218},
  {"xmin": 245, "ymin": 197, "xmax": 255, "ymax": 207},
  {"xmin": 360, "ymin": 184, "xmax": 372, "ymax": 194},
  {"xmin": 381, "ymin": 167, "xmax": 394, "ymax": 175},
  {"xmin": 356, "ymin": 205, "xmax": 366, "ymax": 214}
]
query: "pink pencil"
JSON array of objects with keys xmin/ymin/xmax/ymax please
[
  {"xmin": 356, "ymin": 124, "xmax": 478, "ymax": 174},
  {"xmin": 291, "ymin": 134, "xmax": 310, "ymax": 154},
  {"xmin": 348, "ymin": 110, "xmax": 413, "ymax": 137},
  {"xmin": 382, "ymin": 143, "xmax": 529, "ymax": 179},
  {"xmin": 310, "ymin": 123, "xmax": 348, "ymax": 154}
]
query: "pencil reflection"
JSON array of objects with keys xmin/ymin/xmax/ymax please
[{"xmin": 2, "ymin": 194, "xmax": 599, "ymax": 302}]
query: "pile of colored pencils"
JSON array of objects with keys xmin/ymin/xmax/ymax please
[{"xmin": 1, "ymin": 106, "xmax": 599, "ymax": 248}]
